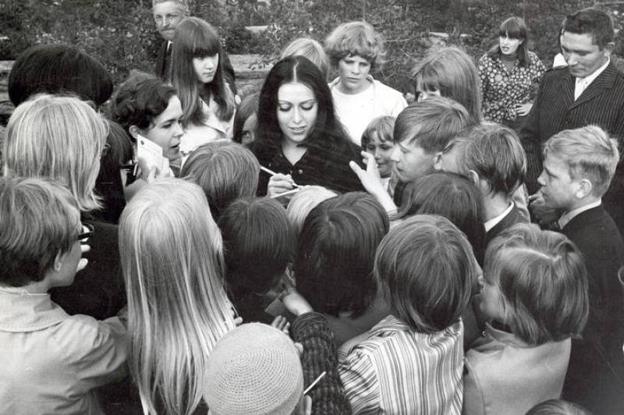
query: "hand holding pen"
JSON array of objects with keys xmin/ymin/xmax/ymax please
[{"xmin": 262, "ymin": 166, "xmax": 302, "ymax": 199}]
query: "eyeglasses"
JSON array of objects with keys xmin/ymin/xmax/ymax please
[{"xmin": 77, "ymin": 223, "xmax": 94, "ymax": 241}]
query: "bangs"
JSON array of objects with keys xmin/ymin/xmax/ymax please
[
  {"xmin": 416, "ymin": 71, "xmax": 440, "ymax": 93},
  {"xmin": 192, "ymin": 38, "xmax": 219, "ymax": 58},
  {"xmin": 499, "ymin": 18, "xmax": 526, "ymax": 39}
]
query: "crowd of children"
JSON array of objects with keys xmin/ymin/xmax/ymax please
[{"xmin": 1, "ymin": 2, "xmax": 623, "ymax": 414}]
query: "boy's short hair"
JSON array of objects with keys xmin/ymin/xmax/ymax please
[
  {"xmin": 394, "ymin": 96, "xmax": 475, "ymax": 153},
  {"xmin": 0, "ymin": 177, "xmax": 81, "ymax": 286},
  {"xmin": 181, "ymin": 141, "xmax": 260, "ymax": 219},
  {"xmin": 218, "ymin": 197, "xmax": 294, "ymax": 298},
  {"xmin": 543, "ymin": 125, "xmax": 619, "ymax": 197},
  {"xmin": 375, "ymin": 214, "xmax": 477, "ymax": 332},
  {"xmin": 286, "ymin": 185, "xmax": 337, "ymax": 236},
  {"xmin": 325, "ymin": 21, "xmax": 385, "ymax": 70},
  {"xmin": 296, "ymin": 192, "xmax": 389, "ymax": 318},
  {"xmin": 486, "ymin": 223, "xmax": 589, "ymax": 345},
  {"xmin": 397, "ymin": 172, "xmax": 485, "ymax": 265},
  {"xmin": 457, "ymin": 123, "xmax": 527, "ymax": 196},
  {"xmin": 204, "ymin": 323, "xmax": 304, "ymax": 415},
  {"xmin": 281, "ymin": 38, "xmax": 330, "ymax": 80},
  {"xmin": 361, "ymin": 115, "xmax": 395, "ymax": 148}
]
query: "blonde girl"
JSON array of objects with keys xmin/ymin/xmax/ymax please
[{"xmin": 119, "ymin": 178, "xmax": 235, "ymax": 414}]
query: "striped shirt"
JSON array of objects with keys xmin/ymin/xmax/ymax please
[{"xmin": 338, "ymin": 315, "xmax": 464, "ymax": 414}]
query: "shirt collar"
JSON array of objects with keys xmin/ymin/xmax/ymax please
[
  {"xmin": 484, "ymin": 202, "xmax": 514, "ymax": 232},
  {"xmin": 575, "ymin": 57, "xmax": 610, "ymax": 86},
  {"xmin": 484, "ymin": 322, "xmax": 530, "ymax": 348},
  {"xmin": 558, "ymin": 199, "xmax": 601, "ymax": 229},
  {"xmin": 0, "ymin": 288, "xmax": 68, "ymax": 332}
]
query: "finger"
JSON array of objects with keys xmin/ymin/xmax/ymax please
[
  {"xmin": 294, "ymin": 342, "xmax": 304, "ymax": 356},
  {"xmin": 80, "ymin": 244, "xmax": 91, "ymax": 254},
  {"xmin": 360, "ymin": 151, "xmax": 375, "ymax": 165},
  {"xmin": 233, "ymin": 317, "xmax": 243, "ymax": 326},
  {"xmin": 349, "ymin": 160, "xmax": 365, "ymax": 179},
  {"xmin": 76, "ymin": 258, "xmax": 88, "ymax": 272}
]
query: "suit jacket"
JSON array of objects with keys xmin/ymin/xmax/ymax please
[
  {"xmin": 155, "ymin": 40, "xmax": 237, "ymax": 93},
  {"xmin": 485, "ymin": 204, "xmax": 529, "ymax": 246},
  {"xmin": 520, "ymin": 63, "xmax": 624, "ymax": 235},
  {"xmin": 155, "ymin": 40, "xmax": 172, "ymax": 81},
  {"xmin": 560, "ymin": 205, "xmax": 624, "ymax": 413}
]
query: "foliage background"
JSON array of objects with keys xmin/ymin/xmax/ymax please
[{"xmin": 1, "ymin": 0, "xmax": 622, "ymax": 92}]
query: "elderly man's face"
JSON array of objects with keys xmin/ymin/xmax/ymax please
[{"xmin": 153, "ymin": 1, "xmax": 187, "ymax": 41}]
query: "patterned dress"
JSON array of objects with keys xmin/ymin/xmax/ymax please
[{"xmin": 479, "ymin": 51, "xmax": 546, "ymax": 123}]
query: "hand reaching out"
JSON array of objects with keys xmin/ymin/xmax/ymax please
[{"xmin": 350, "ymin": 151, "xmax": 397, "ymax": 214}]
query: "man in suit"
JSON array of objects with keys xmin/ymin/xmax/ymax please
[
  {"xmin": 521, "ymin": 8, "xmax": 624, "ymax": 234},
  {"xmin": 152, "ymin": 0, "xmax": 235, "ymax": 88},
  {"xmin": 152, "ymin": 0, "xmax": 187, "ymax": 80},
  {"xmin": 537, "ymin": 125, "xmax": 624, "ymax": 414},
  {"xmin": 434, "ymin": 123, "xmax": 529, "ymax": 246}
]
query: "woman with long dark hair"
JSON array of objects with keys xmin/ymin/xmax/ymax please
[
  {"xmin": 249, "ymin": 56, "xmax": 363, "ymax": 196},
  {"xmin": 172, "ymin": 17, "xmax": 237, "ymax": 154},
  {"xmin": 478, "ymin": 17, "xmax": 546, "ymax": 128}
]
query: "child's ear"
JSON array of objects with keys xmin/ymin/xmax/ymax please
[
  {"xmin": 433, "ymin": 152, "xmax": 443, "ymax": 171},
  {"xmin": 575, "ymin": 179, "xmax": 593, "ymax": 199},
  {"xmin": 52, "ymin": 250, "xmax": 66, "ymax": 273},
  {"xmin": 467, "ymin": 170, "xmax": 478, "ymax": 185}
]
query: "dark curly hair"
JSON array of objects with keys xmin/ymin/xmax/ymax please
[{"xmin": 111, "ymin": 72, "xmax": 177, "ymax": 134}]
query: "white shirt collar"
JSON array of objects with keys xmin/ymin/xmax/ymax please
[
  {"xmin": 558, "ymin": 199, "xmax": 602, "ymax": 229},
  {"xmin": 484, "ymin": 202, "xmax": 514, "ymax": 232},
  {"xmin": 574, "ymin": 58, "xmax": 610, "ymax": 100}
]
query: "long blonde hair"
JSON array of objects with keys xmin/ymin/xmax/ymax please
[
  {"xmin": 4, "ymin": 94, "xmax": 107, "ymax": 212},
  {"xmin": 119, "ymin": 178, "xmax": 235, "ymax": 415}
]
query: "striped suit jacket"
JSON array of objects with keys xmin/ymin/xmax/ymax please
[{"xmin": 520, "ymin": 62, "xmax": 624, "ymax": 233}]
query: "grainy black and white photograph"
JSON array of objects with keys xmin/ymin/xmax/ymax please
[{"xmin": 0, "ymin": 0, "xmax": 623, "ymax": 414}]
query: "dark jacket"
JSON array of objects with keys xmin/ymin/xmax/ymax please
[
  {"xmin": 560, "ymin": 205, "xmax": 624, "ymax": 414},
  {"xmin": 51, "ymin": 219, "xmax": 125, "ymax": 320},
  {"xmin": 485, "ymin": 203, "xmax": 529, "ymax": 246},
  {"xmin": 249, "ymin": 138, "xmax": 364, "ymax": 196},
  {"xmin": 519, "ymin": 63, "xmax": 624, "ymax": 235}
]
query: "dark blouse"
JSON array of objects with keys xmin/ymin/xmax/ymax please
[{"xmin": 250, "ymin": 138, "xmax": 364, "ymax": 196}]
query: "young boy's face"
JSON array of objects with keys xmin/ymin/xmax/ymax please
[
  {"xmin": 390, "ymin": 140, "xmax": 434, "ymax": 183},
  {"xmin": 364, "ymin": 132, "xmax": 394, "ymax": 178},
  {"xmin": 537, "ymin": 153, "xmax": 578, "ymax": 211}
]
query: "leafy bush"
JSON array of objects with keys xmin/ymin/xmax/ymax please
[{"xmin": 2, "ymin": 0, "xmax": 621, "ymax": 90}]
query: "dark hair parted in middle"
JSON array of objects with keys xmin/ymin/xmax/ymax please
[
  {"xmin": 253, "ymin": 55, "xmax": 349, "ymax": 157},
  {"xmin": 295, "ymin": 192, "xmax": 389, "ymax": 318},
  {"xmin": 396, "ymin": 172, "xmax": 486, "ymax": 265}
]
